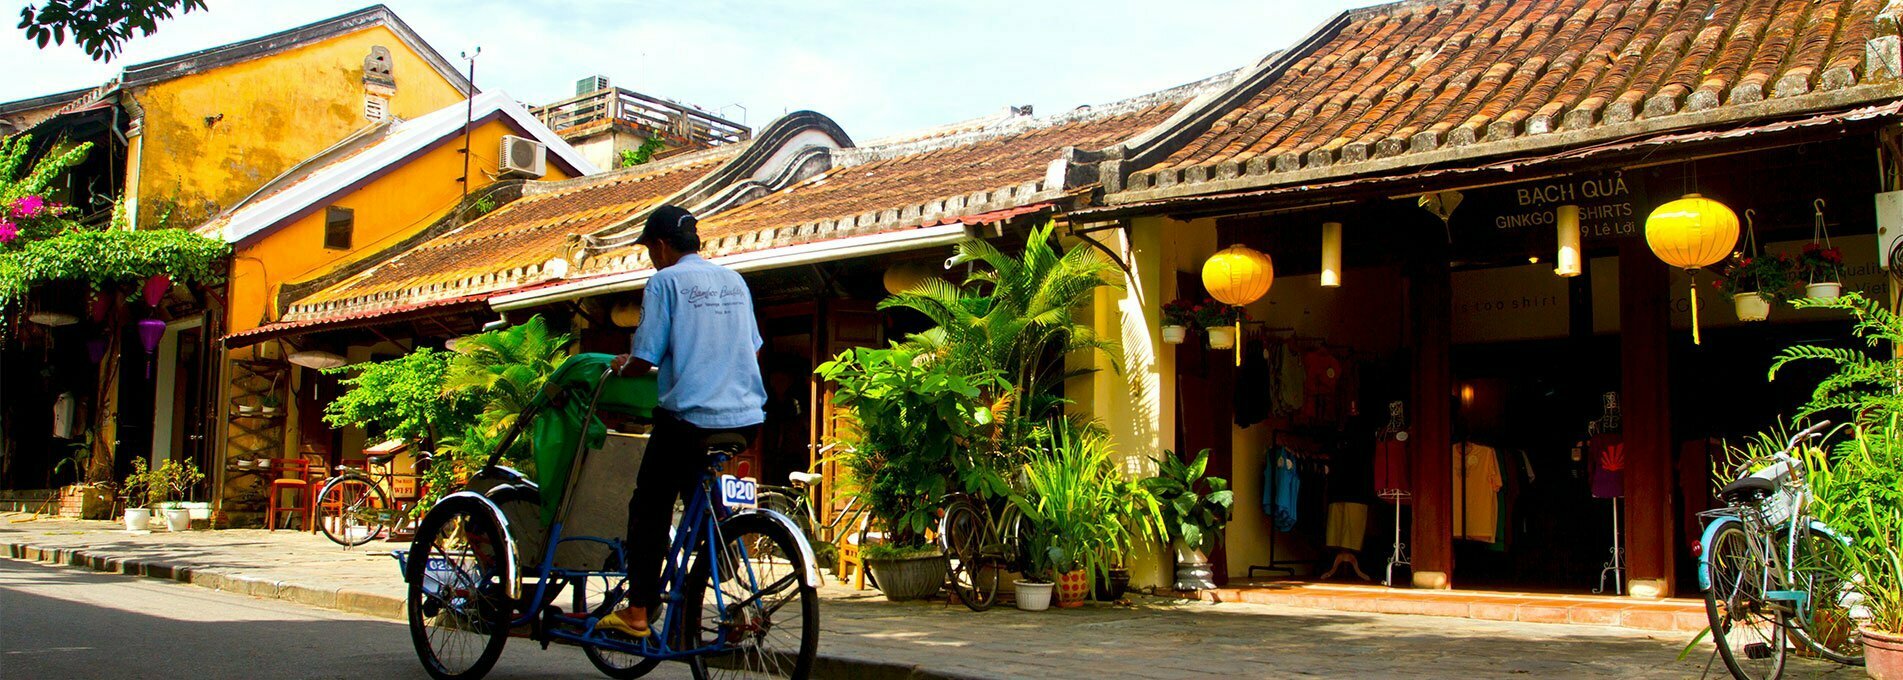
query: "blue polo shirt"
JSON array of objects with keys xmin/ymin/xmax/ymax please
[{"xmin": 630, "ymin": 254, "xmax": 767, "ymax": 429}]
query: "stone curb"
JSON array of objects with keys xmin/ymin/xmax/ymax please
[{"xmin": 4, "ymin": 540, "xmax": 972, "ymax": 680}]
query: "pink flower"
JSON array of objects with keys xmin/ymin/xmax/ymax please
[
  {"xmin": 10, "ymin": 195, "xmax": 45, "ymax": 219},
  {"xmin": 0, "ymin": 221, "xmax": 17, "ymax": 244}
]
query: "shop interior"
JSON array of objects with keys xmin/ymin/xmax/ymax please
[{"xmin": 1202, "ymin": 137, "xmax": 1879, "ymax": 596}]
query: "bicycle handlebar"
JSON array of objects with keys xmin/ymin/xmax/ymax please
[{"xmin": 1784, "ymin": 421, "xmax": 1831, "ymax": 453}]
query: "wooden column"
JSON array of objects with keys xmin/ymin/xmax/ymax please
[
  {"xmin": 1408, "ymin": 263, "xmax": 1455, "ymax": 589},
  {"xmin": 1617, "ymin": 240, "xmax": 1675, "ymax": 597}
]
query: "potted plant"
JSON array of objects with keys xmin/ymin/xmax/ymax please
[
  {"xmin": 1798, "ymin": 242, "xmax": 1845, "ymax": 300},
  {"xmin": 1714, "ymin": 252, "xmax": 1798, "ymax": 322},
  {"xmin": 150, "ymin": 458, "xmax": 205, "ymax": 531},
  {"xmin": 1140, "ymin": 449, "xmax": 1233, "ymax": 591},
  {"xmin": 1162, "ymin": 299, "xmax": 1196, "ymax": 345},
  {"xmin": 259, "ymin": 393, "xmax": 282, "ymax": 416},
  {"xmin": 1011, "ymin": 420, "xmax": 1157, "ymax": 608},
  {"xmin": 817, "ymin": 345, "xmax": 1002, "ymax": 601},
  {"xmin": 1194, "ymin": 300, "xmax": 1244, "ymax": 350},
  {"xmin": 121, "ymin": 459, "xmax": 152, "ymax": 531}
]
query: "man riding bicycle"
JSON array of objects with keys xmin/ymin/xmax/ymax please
[{"xmin": 603, "ymin": 204, "xmax": 767, "ymax": 638}]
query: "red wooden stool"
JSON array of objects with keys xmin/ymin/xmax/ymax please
[{"xmin": 265, "ymin": 458, "xmax": 316, "ymax": 532}]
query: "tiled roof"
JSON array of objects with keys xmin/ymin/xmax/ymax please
[
  {"xmin": 281, "ymin": 149, "xmax": 730, "ymax": 321},
  {"xmin": 696, "ymin": 101, "xmax": 1183, "ymax": 242},
  {"xmin": 1125, "ymin": 0, "xmax": 1899, "ymax": 196}
]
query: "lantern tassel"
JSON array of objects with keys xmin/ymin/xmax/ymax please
[
  {"xmin": 1235, "ymin": 319, "xmax": 1243, "ymax": 367},
  {"xmin": 1689, "ymin": 271, "xmax": 1701, "ymax": 346}
]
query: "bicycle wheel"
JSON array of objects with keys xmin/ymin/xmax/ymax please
[
  {"xmin": 406, "ymin": 496, "xmax": 512, "ymax": 680},
  {"xmin": 1783, "ymin": 524, "xmax": 1865, "ymax": 666},
  {"xmin": 938, "ymin": 496, "xmax": 997, "ymax": 611},
  {"xmin": 1705, "ymin": 522, "xmax": 1788, "ymax": 680},
  {"xmin": 755, "ymin": 491, "xmax": 813, "ymax": 545},
  {"xmin": 577, "ymin": 553, "xmax": 664, "ymax": 679},
  {"xmin": 682, "ymin": 512, "xmax": 819, "ymax": 679},
  {"xmin": 318, "ymin": 474, "xmax": 391, "ymax": 547}
]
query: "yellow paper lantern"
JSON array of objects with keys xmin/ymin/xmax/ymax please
[
  {"xmin": 1201, "ymin": 245, "xmax": 1273, "ymax": 365},
  {"xmin": 1644, "ymin": 193, "xmax": 1740, "ymax": 345},
  {"xmin": 1202, "ymin": 244, "xmax": 1274, "ymax": 306},
  {"xmin": 882, "ymin": 261, "xmax": 939, "ymax": 295}
]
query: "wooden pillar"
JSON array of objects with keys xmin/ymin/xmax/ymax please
[
  {"xmin": 1618, "ymin": 240, "xmax": 1675, "ymax": 597},
  {"xmin": 1408, "ymin": 262, "xmax": 1455, "ymax": 589}
]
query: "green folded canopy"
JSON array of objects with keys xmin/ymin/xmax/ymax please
[{"xmin": 527, "ymin": 353, "xmax": 658, "ymax": 524}]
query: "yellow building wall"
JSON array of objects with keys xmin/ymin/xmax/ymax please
[{"xmin": 127, "ymin": 24, "xmax": 466, "ymax": 229}]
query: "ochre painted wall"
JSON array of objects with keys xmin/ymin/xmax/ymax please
[
  {"xmin": 127, "ymin": 24, "xmax": 466, "ymax": 228},
  {"xmin": 225, "ymin": 117, "xmax": 572, "ymax": 335}
]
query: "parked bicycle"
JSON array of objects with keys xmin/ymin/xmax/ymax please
[
  {"xmin": 401, "ymin": 353, "xmax": 820, "ymax": 680},
  {"xmin": 937, "ymin": 492, "xmax": 1026, "ymax": 611},
  {"xmin": 1699, "ymin": 421, "xmax": 1866, "ymax": 679},
  {"xmin": 753, "ymin": 444, "xmax": 865, "ymax": 549},
  {"xmin": 315, "ymin": 445, "xmax": 428, "ymax": 547}
]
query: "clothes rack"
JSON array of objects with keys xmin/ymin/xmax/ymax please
[{"xmin": 1248, "ymin": 429, "xmax": 1328, "ymax": 579}]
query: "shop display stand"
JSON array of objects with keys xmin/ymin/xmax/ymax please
[
  {"xmin": 1379, "ymin": 488, "xmax": 1411, "ymax": 587},
  {"xmin": 1593, "ymin": 496, "xmax": 1625, "ymax": 595},
  {"xmin": 1248, "ymin": 432, "xmax": 1325, "ymax": 580}
]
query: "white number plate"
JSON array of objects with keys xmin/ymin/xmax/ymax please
[{"xmin": 719, "ymin": 475, "xmax": 757, "ymax": 509}]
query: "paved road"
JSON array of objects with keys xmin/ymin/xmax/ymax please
[{"xmin": 0, "ymin": 558, "xmax": 694, "ymax": 680}]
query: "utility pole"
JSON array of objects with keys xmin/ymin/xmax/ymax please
[{"xmin": 459, "ymin": 47, "xmax": 481, "ymax": 202}]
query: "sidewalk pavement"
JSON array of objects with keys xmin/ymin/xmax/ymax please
[{"xmin": 0, "ymin": 513, "xmax": 1850, "ymax": 678}]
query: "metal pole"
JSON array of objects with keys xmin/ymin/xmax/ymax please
[{"xmin": 459, "ymin": 48, "xmax": 481, "ymax": 203}]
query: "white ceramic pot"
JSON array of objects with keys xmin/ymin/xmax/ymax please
[
  {"xmin": 1733, "ymin": 293, "xmax": 1771, "ymax": 322},
  {"xmin": 1014, "ymin": 580, "xmax": 1054, "ymax": 611},
  {"xmin": 1172, "ymin": 539, "xmax": 1217, "ymax": 591},
  {"xmin": 123, "ymin": 507, "xmax": 151, "ymax": 531},
  {"xmin": 1806, "ymin": 282, "xmax": 1842, "ymax": 300},
  {"xmin": 1161, "ymin": 325, "xmax": 1188, "ymax": 345},
  {"xmin": 1206, "ymin": 327, "xmax": 1236, "ymax": 350},
  {"xmin": 162, "ymin": 508, "xmax": 192, "ymax": 531}
]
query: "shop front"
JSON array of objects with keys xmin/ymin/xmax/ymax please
[{"xmin": 1078, "ymin": 127, "xmax": 1896, "ymax": 598}]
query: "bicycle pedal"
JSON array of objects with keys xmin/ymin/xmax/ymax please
[{"xmin": 1744, "ymin": 643, "xmax": 1776, "ymax": 660}]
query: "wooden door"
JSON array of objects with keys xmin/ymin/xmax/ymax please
[{"xmin": 817, "ymin": 300, "xmax": 883, "ymax": 532}]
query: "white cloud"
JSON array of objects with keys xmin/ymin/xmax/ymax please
[{"xmin": 2, "ymin": 0, "xmax": 1364, "ymax": 139}]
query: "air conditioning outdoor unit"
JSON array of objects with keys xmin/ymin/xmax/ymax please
[{"xmin": 499, "ymin": 135, "xmax": 547, "ymax": 178}]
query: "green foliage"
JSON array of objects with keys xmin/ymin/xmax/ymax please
[
  {"xmin": 50, "ymin": 430, "xmax": 92, "ymax": 487},
  {"xmin": 617, "ymin": 137, "xmax": 665, "ymax": 168},
  {"xmin": 1009, "ymin": 420, "xmax": 1161, "ymax": 582},
  {"xmin": 0, "ymin": 227, "xmax": 230, "ymax": 305},
  {"xmin": 1714, "ymin": 251, "xmax": 1800, "ymax": 300},
  {"xmin": 445, "ymin": 315, "xmax": 573, "ymax": 445},
  {"xmin": 19, "ymin": 0, "xmax": 207, "ymax": 61},
  {"xmin": 1768, "ymin": 293, "xmax": 1903, "ymax": 419},
  {"xmin": 817, "ymin": 344, "xmax": 1005, "ymax": 547},
  {"xmin": 879, "ymin": 222, "xmax": 1123, "ymax": 470},
  {"xmin": 1139, "ymin": 449, "xmax": 1233, "ymax": 552},
  {"xmin": 146, "ymin": 458, "xmax": 202, "ymax": 504},
  {"xmin": 121, "ymin": 458, "xmax": 150, "ymax": 507},
  {"xmin": 861, "ymin": 543, "xmax": 943, "ymax": 561},
  {"xmin": 1808, "ymin": 416, "xmax": 1903, "ymax": 633},
  {"xmin": 322, "ymin": 348, "xmax": 480, "ymax": 446}
]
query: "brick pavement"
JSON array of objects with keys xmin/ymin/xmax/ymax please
[{"xmin": 0, "ymin": 513, "xmax": 1852, "ymax": 678}]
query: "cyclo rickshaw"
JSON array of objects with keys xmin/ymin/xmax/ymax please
[{"xmin": 399, "ymin": 353, "xmax": 821, "ymax": 680}]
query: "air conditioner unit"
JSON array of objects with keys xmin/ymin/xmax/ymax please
[{"xmin": 499, "ymin": 135, "xmax": 547, "ymax": 178}]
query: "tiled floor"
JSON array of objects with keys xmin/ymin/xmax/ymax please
[{"xmin": 1199, "ymin": 580, "xmax": 1708, "ymax": 632}]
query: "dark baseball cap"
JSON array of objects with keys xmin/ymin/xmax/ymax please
[{"xmin": 637, "ymin": 204, "xmax": 698, "ymax": 247}]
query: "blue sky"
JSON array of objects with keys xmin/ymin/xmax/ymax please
[{"xmin": 4, "ymin": 1, "xmax": 1365, "ymax": 139}]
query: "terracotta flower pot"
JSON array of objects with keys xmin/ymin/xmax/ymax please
[
  {"xmin": 1055, "ymin": 569, "xmax": 1089, "ymax": 607},
  {"xmin": 1865, "ymin": 627, "xmax": 1903, "ymax": 680},
  {"xmin": 1733, "ymin": 293, "xmax": 1771, "ymax": 322}
]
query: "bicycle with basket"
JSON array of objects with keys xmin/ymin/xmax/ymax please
[{"xmin": 396, "ymin": 353, "xmax": 822, "ymax": 680}]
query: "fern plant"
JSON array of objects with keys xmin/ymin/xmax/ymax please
[{"xmin": 1767, "ymin": 293, "xmax": 1903, "ymax": 419}]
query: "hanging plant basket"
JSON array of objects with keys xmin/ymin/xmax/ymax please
[
  {"xmin": 1206, "ymin": 327, "xmax": 1236, "ymax": 350},
  {"xmin": 1161, "ymin": 325, "xmax": 1188, "ymax": 345},
  {"xmin": 1733, "ymin": 293, "xmax": 1772, "ymax": 322},
  {"xmin": 1805, "ymin": 282, "xmax": 1842, "ymax": 300},
  {"xmin": 1800, "ymin": 199, "xmax": 1845, "ymax": 301}
]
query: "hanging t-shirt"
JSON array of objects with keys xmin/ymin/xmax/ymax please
[
  {"xmin": 1451, "ymin": 442, "xmax": 1503, "ymax": 542},
  {"xmin": 1590, "ymin": 434, "xmax": 1625, "ymax": 499},
  {"xmin": 1262, "ymin": 447, "xmax": 1301, "ymax": 532},
  {"xmin": 1373, "ymin": 436, "xmax": 1410, "ymax": 498},
  {"xmin": 1302, "ymin": 349, "xmax": 1342, "ymax": 421},
  {"xmin": 1273, "ymin": 344, "xmax": 1306, "ymax": 416}
]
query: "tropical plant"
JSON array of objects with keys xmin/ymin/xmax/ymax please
[
  {"xmin": 1806, "ymin": 416, "xmax": 1903, "ymax": 634},
  {"xmin": 19, "ymin": 0, "xmax": 208, "ymax": 61},
  {"xmin": 48, "ymin": 430, "xmax": 92, "ymax": 487},
  {"xmin": 817, "ymin": 344, "xmax": 1005, "ymax": 547},
  {"xmin": 1798, "ymin": 242, "xmax": 1845, "ymax": 284},
  {"xmin": 323, "ymin": 348, "xmax": 480, "ymax": 447},
  {"xmin": 1010, "ymin": 420, "xmax": 1162, "ymax": 583},
  {"xmin": 1162, "ymin": 298, "xmax": 1197, "ymax": 327},
  {"xmin": 1713, "ymin": 251, "xmax": 1799, "ymax": 301},
  {"xmin": 121, "ymin": 458, "xmax": 151, "ymax": 507},
  {"xmin": 1191, "ymin": 298, "xmax": 1244, "ymax": 329},
  {"xmin": 1768, "ymin": 294, "xmax": 1903, "ymax": 419},
  {"xmin": 444, "ymin": 314, "xmax": 574, "ymax": 446},
  {"xmin": 1140, "ymin": 449, "xmax": 1233, "ymax": 553},
  {"xmin": 147, "ymin": 458, "xmax": 203, "ymax": 504},
  {"xmin": 618, "ymin": 136, "xmax": 665, "ymax": 167},
  {"xmin": 880, "ymin": 222, "xmax": 1123, "ymax": 474}
]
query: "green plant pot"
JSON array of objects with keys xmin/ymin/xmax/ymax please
[{"xmin": 865, "ymin": 552, "xmax": 947, "ymax": 601}]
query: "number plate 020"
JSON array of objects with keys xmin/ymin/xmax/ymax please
[{"xmin": 719, "ymin": 475, "xmax": 757, "ymax": 509}]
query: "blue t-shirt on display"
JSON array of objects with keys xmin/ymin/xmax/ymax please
[{"xmin": 630, "ymin": 254, "xmax": 767, "ymax": 429}]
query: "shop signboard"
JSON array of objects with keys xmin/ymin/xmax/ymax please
[
  {"xmin": 1453, "ymin": 171, "xmax": 1651, "ymax": 245},
  {"xmin": 1451, "ymin": 262, "xmax": 1571, "ymax": 344}
]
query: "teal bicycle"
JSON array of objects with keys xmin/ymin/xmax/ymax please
[
  {"xmin": 400, "ymin": 354, "xmax": 821, "ymax": 680},
  {"xmin": 1699, "ymin": 421, "xmax": 1865, "ymax": 679}
]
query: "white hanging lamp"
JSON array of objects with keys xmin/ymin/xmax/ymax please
[
  {"xmin": 1320, "ymin": 221, "xmax": 1343, "ymax": 288},
  {"xmin": 1555, "ymin": 205, "xmax": 1583, "ymax": 278}
]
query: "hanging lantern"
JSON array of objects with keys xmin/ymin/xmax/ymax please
[
  {"xmin": 1202, "ymin": 244, "xmax": 1274, "ymax": 365},
  {"xmin": 142, "ymin": 274, "xmax": 172, "ymax": 307},
  {"xmin": 85, "ymin": 338, "xmax": 107, "ymax": 364},
  {"xmin": 287, "ymin": 350, "xmax": 348, "ymax": 369},
  {"xmin": 609, "ymin": 301, "xmax": 643, "ymax": 328},
  {"xmin": 89, "ymin": 292, "xmax": 111, "ymax": 322},
  {"xmin": 1320, "ymin": 222, "xmax": 1343, "ymax": 288},
  {"xmin": 882, "ymin": 261, "xmax": 939, "ymax": 296},
  {"xmin": 1555, "ymin": 205, "xmax": 1583, "ymax": 278},
  {"xmin": 137, "ymin": 318, "xmax": 166, "ymax": 378},
  {"xmin": 1644, "ymin": 193, "xmax": 1740, "ymax": 345}
]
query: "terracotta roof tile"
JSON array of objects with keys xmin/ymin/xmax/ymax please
[{"xmin": 1135, "ymin": 0, "xmax": 1894, "ymax": 190}]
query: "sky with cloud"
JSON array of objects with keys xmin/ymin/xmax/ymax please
[{"xmin": 4, "ymin": 1, "xmax": 1364, "ymax": 139}]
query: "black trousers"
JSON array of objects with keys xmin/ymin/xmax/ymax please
[{"xmin": 625, "ymin": 410, "xmax": 756, "ymax": 609}]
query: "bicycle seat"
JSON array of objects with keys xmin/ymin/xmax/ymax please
[
  {"xmin": 706, "ymin": 433, "xmax": 749, "ymax": 455},
  {"xmin": 1721, "ymin": 475, "xmax": 1776, "ymax": 501},
  {"xmin": 366, "ymin": 452, "xmax": 397, "ymax": 466},
  {"xmin": 788, "ymin": 471, "xmax": 822, "ymax": 487}
]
